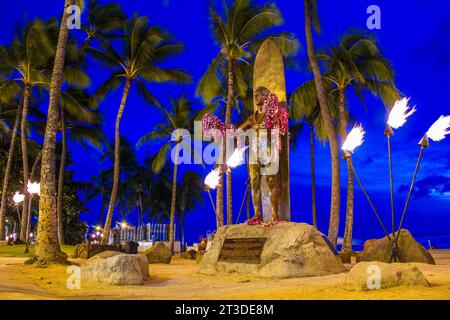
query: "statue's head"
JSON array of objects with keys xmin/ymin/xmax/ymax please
[{"xmin": 255, "ymin": 87, "xmax": 271, "ymax": 109}]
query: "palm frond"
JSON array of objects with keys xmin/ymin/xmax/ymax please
[
  {"xmin": 195, "ymin": 53, "xmax": 226, "ymax": 103},
  {"xmin": 151, "ymin": 141, "xmax": 171, "ymax": 173}
]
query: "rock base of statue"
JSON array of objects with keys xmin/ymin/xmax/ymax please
[
  {"xmin": 357, "ymin": 229, "xmax": 435, "ymax": 264},
  {"xmin": 198, "ymin": 222, "xmax": 345, "ymax": 278}
]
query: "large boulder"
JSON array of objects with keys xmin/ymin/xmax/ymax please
[
  {"xmin": 82, "ymin": 252, "xmax": 149, "ymax": 285},
  {"xmin": 357, "ymin": 230, "xmax": 435, "ymax": 264},
  {"xmin": 343, "ymin": 261, "xmax": 430, "ymax": 291},
  {"xmin": 86, "ymin": 250, "xmax": 124, "ymax": 263},
  {"xmin": 122, "ymin": 241, "xmax": 139, "ymax": 254},
  {"xmin": 181, "ymin": 249, "xmax": 197, "ymax": 260},
  {"xmin": 72, "ymin": 243, "xmax": 122, "ymax": 259},
  {"xmin": 198, "ymin": 222, "xmax": 345, "ymax": 278},
  {"xmin": 145, "ymin": 242, "xmax": 172, "ymax": 264}
]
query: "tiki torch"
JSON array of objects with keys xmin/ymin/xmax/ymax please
[
  {"xmin": 204, "ymin": 168, "xmax": 222, "ymax": 226},
  {"xmin": 226, "ymin": 146, "xmax": 247, "ymax": 170},
  {"xmin": 342, "ymin": 125, "xmax": 393, "ymax": 241},
  {"xmin": 390, "ymin": 115, "xmax": 450, "ymax": 262},
  {"xmin": 12, "ymin": 191, "xmax": 24, "ymax": 222},
  {"xmin": 386, "ymin": 98, "xmax": 416, "ymax": 237},
  {"xmin": 25, "ymin": 181, "xmax": 40, "ymax": 253},
  {"xmin": 225, "ymin": 146, "xmax": 250, "ymax": 224}
]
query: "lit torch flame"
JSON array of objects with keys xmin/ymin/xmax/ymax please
[
  {"xmin": 27, "ymin": 181, "xmax": 40, "ymax": 196},
  {"xmin": 226, "ymin": 146, "xmax": 248, "ymax": 169},
  {"xmin": 204, "ymin": 168, "xmax": 221, "ymax": 190},
  {"xmin": 387, "ymin": 97, "xmax": 416, "ymax": 129},
  {"xmin": 342, "ymin": 124, "xmax": 366, "ymax": 153},
  {"xmin": 426, "ymin": 115, "xmax": 450, "ymax": 142},
  {"xmin": 13, "ymin": 191, "xmax": 25, "ymax": 205}
]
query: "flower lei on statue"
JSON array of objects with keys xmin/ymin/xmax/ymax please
[
  {"xmin": 263, "ymin": 93, "xmax": 289, "ymax": 149},
  {"xmin": 202, "ymin": 113, "xmax": 236, "ymax": 139}
]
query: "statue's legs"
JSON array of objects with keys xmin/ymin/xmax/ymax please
[
  {"xmin": 266, "ymin": 174, "xmax": 279, "ymax": 221},
  {"xmin": 249, "ymin": 163, "xmax": 262, "ymax": 221}
]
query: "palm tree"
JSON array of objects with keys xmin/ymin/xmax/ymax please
[
  {"xmin": 148, "ymin": 167, "xmax": 172, "ymax": 227},
  {"xmin": 0, "ymin": 91, "xmax": 21, "ymax": 240},
  {"xmin": 87, "ymin": 170, "xmax": 111, "ymax": 226},
  {"xmin": 91, "ymin": 136, "xmax": 138, "ymax": 228},
  {"xmin": 319, "ymin": 33, "xmax": 399, "ymax": 251},
  {"xmin": 137, "ymin": 96, "xmax": 195, "ymax": 255},
  {"xmin": 81, "ymin": 0, "xmax": 125, "ymax": 46},
  {"xmin": 88, "ymin": 16, "xmax": 191, "ymax": 244},
  {"xmin": 57, "ymin": 88, "xmax": 104, "ymax": 244},
  {"xmin": 197, "ymin": 0, "xmax": 299, "ymax": 226},
  {"xmin": 304, "ymin": 0, "xmax": 341, "ymax": 247},
  {"xmin": 290, "ymin": 79, "xmax": 339, "ymax": 229},
  {"xmin": 35, "ymin": 0, "xmax": 75, "ymax": 265},
  {"xmin": 0, "ymin": 95, "xmax": 44, "ymax": 240},
  {"xmin": 0, "ymin": 20, "xmax": 56, "ymax": 242},
  {"xmin": 53, "ymin": 0, "xmax": 124, "ymax": 243},
  {"xmin": 128, "ymin": 164, "xmax": 154, "ymax": 227},
  {"xmin": 177, "ymin": 171, "xmax": 204, "ymax": 251}
]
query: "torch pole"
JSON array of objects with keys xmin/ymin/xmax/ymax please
[
  {"xmin": 15, "ymin": 205, "xmax": 22, "ymax": 223},
  {"xmin": 235, "ymin": 181, "xmax": 250, "ymax": 224},
  {"xmin": 207, "ymin": 189, "xmax": 222, "ymax": 227},
  {"xmin": 347, "ymin": 156, "xmax": 391, "ymax": 239},
  {"xmin": 389, "ymin": 136, "xmax": 428, "ymax": 262},
  {"xmin": 24, "ymin": 195, "xmax": 32, "ymax": 254},
  {"xmin": 385, "ymin": 125, "xmax": 396, "ymax": 239},
  {"xmin": 350, "ymin": 157, "xmax": 402, "ymax": 262}
]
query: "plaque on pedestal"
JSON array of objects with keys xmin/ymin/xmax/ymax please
[
  {"xmin": 199, "ymin": 223, "xmax": 345, "ymax": 278},
  {"xmin": 218, "ymin": 238, "xmax": 267, "ymax": 264}
]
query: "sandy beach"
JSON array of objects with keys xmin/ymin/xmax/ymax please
[{"xmin": 0, "ymin": 249, "xmax": 449, "ymax": 300}]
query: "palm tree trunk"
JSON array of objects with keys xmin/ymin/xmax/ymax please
[
  {"xmin": 337, "ymin": 88, "xmax": 355, "ymax": 252},
  {"xmin": 309, "ymin": 123, "xmax": 317, "ymax": 228},
  {"xmin": 102, "ymin": 78, "xmax": 132, "ymax": 245},
  {"xmin": 30, "ymin": 151, "xmax": 42, "ymax": 181},
  {"xmin": 0, "ymin": 99, "xmax": 22, "ymax": 240},
  {"xmin": 225, "ymin": 58, "xmax": 235, "ymax": 225},
  {"xmin": 19, "ymin": 84, "xmax": 32, "ymax": 242},
  {"xmin": 181, "ymin": 215, "xmax": 185, "ymax": 251},
  {"xmin": 138, "ymin": 192, "xmax": 143, "ymax": 226},
  {"xmin": 169, "ymin": 144, "xmax": 180, "ymax": 255},
  {"xmin": 216, "ymin": 176, "xmax": 224, "ymax": 228},
  {"xmin": 97, "ymin": 202, "xmax": 106, "ymax": 225},
  {"xmin": 57, "ymin": 107, "xmax": 67, "ymax": 245},
  {"xmin": 225, "ymin": 58, "xmax": 235, "ymax": 127},
  {"xmin": 35, "ymin": 0, "xmax": 73, "ymax": 264},
  {"xmin": 304, "ymin": 0, "xmax": 341, "ymax": 247}
]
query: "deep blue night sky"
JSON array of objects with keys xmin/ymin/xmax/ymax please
[{"xmin": 1, "ymin": 1, "xmax": 449, "ymax": 248}]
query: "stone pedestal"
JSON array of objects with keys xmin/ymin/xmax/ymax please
[{"xmin": 198, "ymin": 222, "xmax": 345, "ymax": 278}]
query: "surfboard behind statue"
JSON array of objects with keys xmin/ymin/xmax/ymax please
[{"xmin": 253, "ymin": 39, "xmax": 291, "ymax": 221}]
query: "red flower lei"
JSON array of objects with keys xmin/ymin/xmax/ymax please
[
  {"xmin": 263, "ymin": 93, "xmax": 289, "ymax": 148},
  {"xmin": 202, "ymin": 113, "xmax": 236, "ymax": 137}
]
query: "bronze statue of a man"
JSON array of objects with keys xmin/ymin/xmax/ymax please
[{"xmin": 238, "ymin": 87, "xmax": 289, "ymax": 224}]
